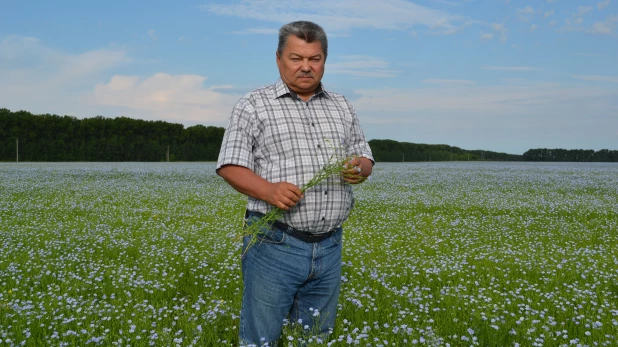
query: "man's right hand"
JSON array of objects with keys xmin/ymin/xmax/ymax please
[
  {"xmin": 217, "ymin": 165, "xmax": 304, "ymax": 210},
  {"xmin": 262, "ymin": 182, "xmax": 303, "ymax": 211}
]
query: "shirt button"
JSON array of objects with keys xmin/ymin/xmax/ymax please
[
  {"xmin": 311, "ymin": 123, "xmax": 315, "ymax": 127},
  {"xmin": 324, "ymin": 191, "xmax": 328, "ymax": 195},
  {"xmin": 317, "ymin": 144, "xmax": 321, "ymax": 148},
  {"xmin": 322, "ymin": 217, "xmax": 326, "ymax": 221}
]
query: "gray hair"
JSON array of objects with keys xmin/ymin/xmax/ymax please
[{"xmin": 277, "ymin": 21, "xmax": 328, "ymax": 59}]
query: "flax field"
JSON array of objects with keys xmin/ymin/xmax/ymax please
[{"xmin": 1, "ymin": 162, "xmax": 617, "ymax": 347}]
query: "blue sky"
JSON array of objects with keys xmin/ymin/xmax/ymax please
[{"xmin": 1, "ymin": 0, "xmax": 617, "ymax": 154}]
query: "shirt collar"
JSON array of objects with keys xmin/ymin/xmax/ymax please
[{"xmin": 274, "ymin": 78, "xmax": 330, "ymax": 100}]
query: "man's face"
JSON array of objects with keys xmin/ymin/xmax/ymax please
[{"xmin": 276, "ymin": 35, "xmax": 325, "ymax": 99}]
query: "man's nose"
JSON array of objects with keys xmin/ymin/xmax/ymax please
[{"xmin": 300, "ymin": 59, "xmax": 311, "ymax": 71}]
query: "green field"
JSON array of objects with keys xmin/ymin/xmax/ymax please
[{"xmin": 1, "ymin": 162, "xmax": 617, "ymax": 346}]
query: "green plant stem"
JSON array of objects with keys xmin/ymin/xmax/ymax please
[{"xmin": 240, "ymin": 155, "xmax": 360, "ymax": 256}]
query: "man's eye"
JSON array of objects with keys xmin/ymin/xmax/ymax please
[{"xmin": 291, "ymin": 58, "xmax": 301, "ymax": 61}]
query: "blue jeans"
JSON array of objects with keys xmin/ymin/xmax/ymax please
[{"xmin": 239, "ymin": 212, "xmax": 343, "ymax": 346}]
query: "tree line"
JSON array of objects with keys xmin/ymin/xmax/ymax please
[
  {"xmin": 1, "ymin": 109, "xmax": 616, "ymax": 162},
  {"xmin": 368, "ymin": 139, "xmax": 523, "ymax": 162},
  {"xmin": 522, "ymin": 148, "xmax": 618, "ymax": 162},
  {"xmin": 0, "ymin": 109, "xmax": 224, "ymax": 162}
]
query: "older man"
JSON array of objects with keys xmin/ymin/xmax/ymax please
[{"xmin": 217, "ymin": 20, "xmax": 374, "ymax": 346}]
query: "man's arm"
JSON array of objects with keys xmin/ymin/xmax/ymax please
[{"xmin": 217, "ymin": 164, "xmax": 303, "ymax": 211}]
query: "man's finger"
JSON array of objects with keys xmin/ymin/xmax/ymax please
[
  {"xmin": 276, "ymin": 201, "xmax": 290, "ymax": 210},
  {"xmin": 286, "ymin": 192, "xmax": 300, "ymax": 203},
  {"xmin": 283, "ymin": 183, "xmax": 302, "ymax": 197}
]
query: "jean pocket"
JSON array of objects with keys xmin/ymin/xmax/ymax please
[
  {"xmin": 245, "ymin": 218, "xmax": 287, "ymax": 244},
  {"xmin": 256, "ymin": 227, "xmax": 286, "ymax": 244},
  {"xmin": 330, "ymin": 227, "xmax": 343, "ymax": 245}
]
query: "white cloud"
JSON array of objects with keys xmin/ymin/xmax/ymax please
[
  {"xmin": 354, "ymin": 85, "xmax": 609, "ymax": 114},
  {"xmin": 530, "ymin": 24, "xmax": 538, "ymax": 32},
  {"xmin": 199, "ymin": 0, "xmax": 467, "ymax": 35},
  {"xmin": 0, "ymin": 36, "xmax": 239, "ymax": 125},
  {"xmin": 327, "ymin": 56, "xmax": 399, "ymax": 77},
  {"xmin": 483, "ymin": 66, "xmax": 541, "ymax": 71},
  {"xmin": 544, "ymin": 10, "xmax": 554, "ymax": 18},
  {"xmin": 430, "ymin": 0, "xmax": 465, "ymax": 6},
  {"xmin": 0, "ymin": 36, "xmax": 131, "ymax": 117},
  {"xmin": 597, "ymin": 0, "xmax": 611, "ymax": 10},
  {"xmin": 480, "ymin": 32, "xmax": 494, "ymax": 40},
  {"xmin": 490, "ymin": 22, "xmax": 508, "ymax": 42},
  {"xmin": 577, "ymin": 6, "xmax": 593, "ymax": 16},
  {"xmin": 428, "ymin": 19, "xmax": 477, "ymax": 35},
  {"xmin": 562, "ymin": 15, "xmax": 617, "ymax": 34},
  {"xmin": 592, "ymin": 21, "xmax": 613, "ymax": 33},
  {"xmin": 517, "ymin": 6, "xmax": 534, "ymax": 21},
  {"xmin": 0, "ymin": 36, "xmax": 129, "ymax": 77},
  {"xmin": 230, "ymin": 28, "xmax": 279, "ymax": 35},
  {"xmin": 572, "ymin": 75, "xmax": 618, "ymax": 83},
  {"xmin": 147, "ymin": 29, "xmax": 158, "ymax": 41},
  {"xmin": 591, "ymin": 16, "xmax": 618, "ymax": 33},
  {"xmin": 518, "ymin": 6, "xmax": 534, "ymax": 14},
  {"xmin": 573, "ymin": 52, "xmax": 607, "ymax": 57},
  {"xmin": 421, "ymin": 79, "xmax": 476, "ymax": 85},
  {"xmin": 351, "ymin": 83, "xmax": 618, "ymax": 153},
  {"xmin": 93, "ymin": 73, "xmax": 242, "ymax": 123}
]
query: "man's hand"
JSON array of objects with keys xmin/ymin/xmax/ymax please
[
  {"xmin": 218, "ymin": 165, "xmax": 303, "ymax": 209},
  {"xmin": 262, "ymin": 182, "xmax": 303, "ymax": 211},
  {"xmin": 342, "ymin": 157, "xmax": 371, "ymax": 184}
]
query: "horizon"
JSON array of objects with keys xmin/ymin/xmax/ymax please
[
  {"xmin": 1, "ymin": 107, "xmax": 556, "ymax": 156},
  {"xmin": 1, "ymin": 0, "xmax": 617, "ymax": 154}
]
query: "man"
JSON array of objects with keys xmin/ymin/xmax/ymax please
[{"xmin": 216, "ymin": 20, "xmax": 374, "ymax": 346}]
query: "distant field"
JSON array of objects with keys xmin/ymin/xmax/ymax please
[{"xmin": 1, "ymin": 162, "xmax": 617, "ymax": 346}]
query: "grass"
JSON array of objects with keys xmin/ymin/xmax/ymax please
[{"xmin": 0, "ymin": 162, "xmax": 617, "ymax": 346}]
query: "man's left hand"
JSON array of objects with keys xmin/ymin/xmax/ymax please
[{"xmin": 342, "ymin": 157, "xmax": 369, "ymax": 184}]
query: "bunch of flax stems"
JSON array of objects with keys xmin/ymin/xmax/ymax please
[{"xmin": 240, "ymin": 153, "xmax": 359, "ymax": 255}]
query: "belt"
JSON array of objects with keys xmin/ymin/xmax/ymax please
[{"xmin": 244, "ymin": 210, "xmax": 339, "ymax": 243}]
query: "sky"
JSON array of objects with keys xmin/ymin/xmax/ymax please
[{"xmin": 1, "ymin": 0, "xmax": 617, "ymax": 155}]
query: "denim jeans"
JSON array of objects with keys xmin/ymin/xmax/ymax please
[{"xmin": 239, "ymin": 212, "xmax": 343, "ymax": 346}]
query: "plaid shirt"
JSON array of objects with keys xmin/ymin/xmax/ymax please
[{"xmin": 217, "ymin": 79, "xmax": 374, "ymax": 234}]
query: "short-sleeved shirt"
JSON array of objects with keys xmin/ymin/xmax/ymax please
[{"xmin": 217, "ymin": 78, "xmax": 374, "ymax": 234}]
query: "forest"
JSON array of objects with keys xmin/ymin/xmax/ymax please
[
  {"xmin": 522, "ymin": 148, "xmax": 618, "ymax": 162},
  {"xmin": 368, "ymin": 139, "xmax": 522, "ymax": 162},
  {"xmin": 0, "ymin": 109, "xmax": 224, "ymax": 162},
  {"xmin": 1, "ymin": 109, "xmax": 616, "ymax": 162}
]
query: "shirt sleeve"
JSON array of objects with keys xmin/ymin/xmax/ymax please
[
  {"xmin": 216, "ymin": 97, "xmax": 257, "ymax": 172},
  {"xmin": 343, "ymin": 97, "xmax": 375, "ymax": 164}
]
